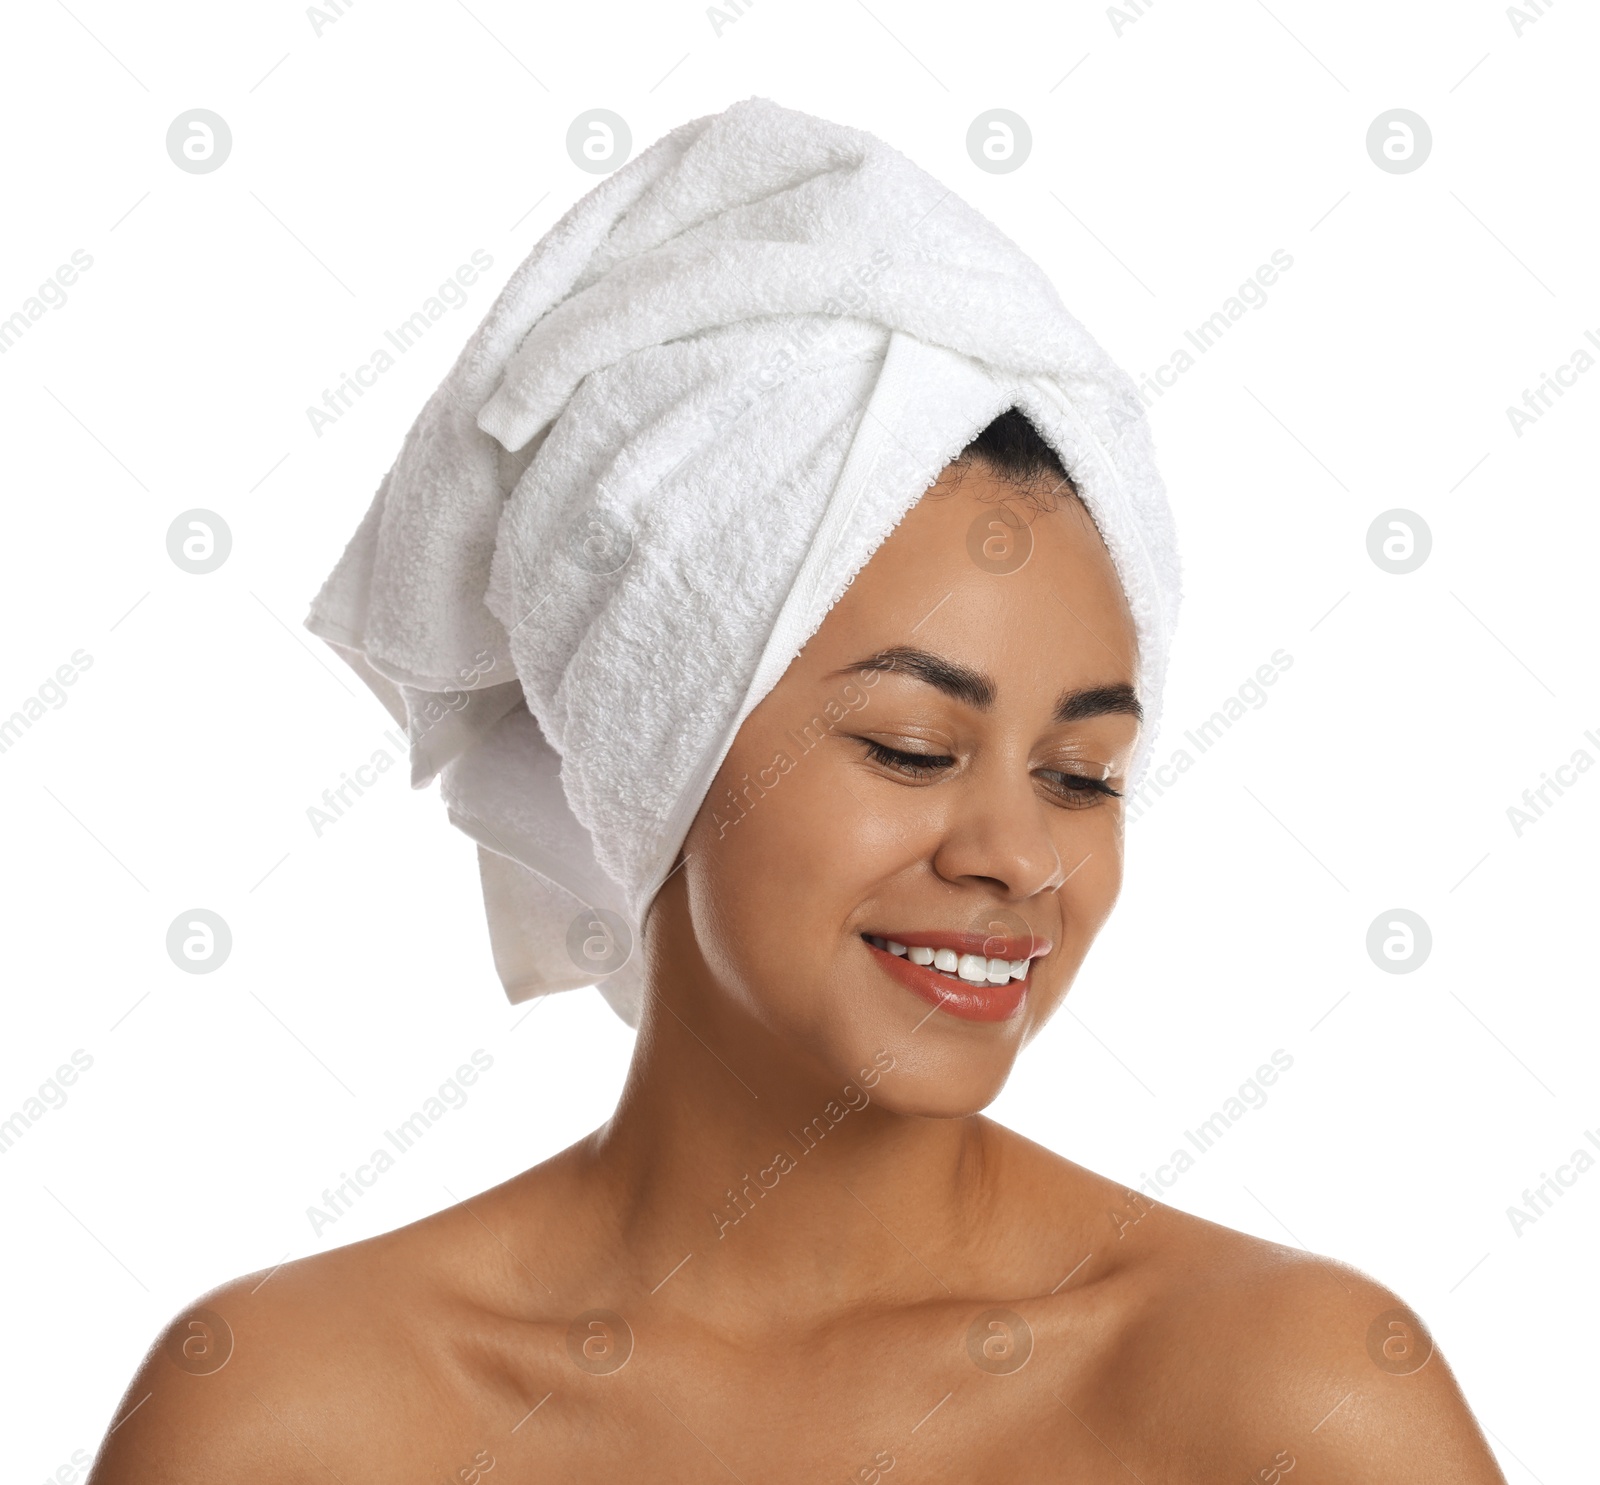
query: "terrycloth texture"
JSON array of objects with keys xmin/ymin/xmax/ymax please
[{"xmin": 304, "ymin": 95, "xmax": 1181, "ymax": 1028}]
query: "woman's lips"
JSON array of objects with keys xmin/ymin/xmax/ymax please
[{"xmin": 861, "ymin": 935, "xmax": 1043, "ymax": 1023}]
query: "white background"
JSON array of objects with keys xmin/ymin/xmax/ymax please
[{"xmin": 1, "ymin": 0, "xmax": 1595, "ymax": 1478}]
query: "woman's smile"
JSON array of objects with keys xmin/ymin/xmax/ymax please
[{"xmin": 860, "ymin": 929, "xmax": 1051, "ymax": 1022}]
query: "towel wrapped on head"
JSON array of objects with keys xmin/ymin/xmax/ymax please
[{"xmin": 304, "ymin": 95, "xmax": 1181, "ymax": 1027}]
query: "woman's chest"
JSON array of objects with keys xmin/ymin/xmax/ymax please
[{"xmin": 403, "ymin": 1306, "xmax": 1195, "ymax": 1485}]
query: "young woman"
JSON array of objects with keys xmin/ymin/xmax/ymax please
[{"xmin": 90, "ymin": 97, "xmax": 1506, "ymax": 1483}]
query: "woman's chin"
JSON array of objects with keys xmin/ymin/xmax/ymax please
[
  {"xmin": 877, "ymin": 1089, "xmax": 1007, "ymax": 1122},
  {"xmin": 847, "ymin": 1057, "xmax": 1016, "ymax": 1121}
]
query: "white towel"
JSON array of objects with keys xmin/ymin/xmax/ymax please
[{"xmin": 304, "ymin": 95, "xmax": 1181, "ymax": 1028}]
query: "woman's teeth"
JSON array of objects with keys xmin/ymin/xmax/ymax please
[{"xmin": 865, "ymin": 935, "xmax": 1029, "ymax": 984}]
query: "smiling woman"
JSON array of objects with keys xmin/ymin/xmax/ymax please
[
  {"xmin": 668, "ymin": 446, "xmax": 1146, "ymax": 1123},
  {"xmin": 87, "ymin": 97, "xmax": 1507, "ymax": 1485}
]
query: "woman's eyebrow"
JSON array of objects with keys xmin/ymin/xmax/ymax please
[{"xmin": 826, "ymin": 645, "xmax": 1143, "ymax": 725}]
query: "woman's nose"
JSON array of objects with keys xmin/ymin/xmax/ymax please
[{"xmin": 928, "ymin": 756, "xmax": 1069, "ymax": 901}]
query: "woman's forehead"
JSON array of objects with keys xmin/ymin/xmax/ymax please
[{"xmin": 809, "ymin": 467, "xmax": 1140, "ymax": 685}]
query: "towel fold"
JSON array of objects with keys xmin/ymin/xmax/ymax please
[{"xmin": 304, "ymin": 94, "xmax": 1181, "ymax": 1027}]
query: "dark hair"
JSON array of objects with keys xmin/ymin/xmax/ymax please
[{"xmin": 949, "ymin": 406, "xmax": 1078, "ymax": 510}]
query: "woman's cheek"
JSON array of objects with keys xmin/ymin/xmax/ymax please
[
  {"xmin": 761, "ymin": 748, "xmax": 893, "ymax": 898},
  {"xmin": 1059, "ymin": 817, "xmax": 1124, "ymax": 940},
  {"xmin": 688, "ymin": 733, "xmax": 838, "ymax": 922}
]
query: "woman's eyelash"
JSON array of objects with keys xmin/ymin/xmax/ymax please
[
  {"xmin": 861, "ymin": 740, "xmax": 952, "ymax": 777},
  {"xmin": 857, "ymin": 740, "xmax": 1122, "ymax": 802},
  {"xmin": 1045, "ymin": 771, "xmax": 1123, "ymax": 803}
]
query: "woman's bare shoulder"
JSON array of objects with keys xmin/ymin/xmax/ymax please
[
  {"xmin": 1112, "ymin": 1216, "xmax": 1502, "ymax": 1478},
  {"xmin": 85, "ymin": 1206, "xmax": 512, "ymax": 1485},
  {"xmin": 1160, "ymin": 1229, "xmax": 1505, "ymax": 1483},
  {"xmin": 986, "ymin": 1128, "xmax": 1506, "ymax": 1482}
]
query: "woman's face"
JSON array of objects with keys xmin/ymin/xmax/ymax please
[{"xmin": 667, "ymin": 458, "xmax": 1142, "ymax": 1117}]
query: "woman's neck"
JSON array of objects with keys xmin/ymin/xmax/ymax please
[{"xmin": 556, "ymin": 958, "xmax": 1008, "ymax": 1333}]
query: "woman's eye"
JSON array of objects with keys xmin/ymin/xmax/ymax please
[
  {"xmin": 1042, "ymin": 771, "xmax": 1122, "ymax": 809},
  {"xmin": 860, "ymin": 739, "xmax": 954, "ymax": 777},
  {"xmin": 858, "ymin": 740, "xmax": 1122, "ymax": 806}
]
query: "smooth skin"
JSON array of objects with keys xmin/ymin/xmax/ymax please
[{"xmin": 90, "ymin": 458, "xmax": 1506, "ymax": 1484}]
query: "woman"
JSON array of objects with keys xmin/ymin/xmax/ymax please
[{"xmin": 91, "ymin": 98, "xmax": 1506, "ymax": 1483}]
